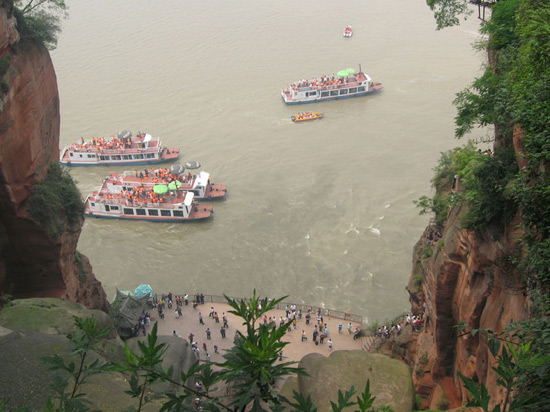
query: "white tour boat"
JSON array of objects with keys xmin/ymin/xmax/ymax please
[
  {"xmin": 60, "ymin": 131, "xmax": 180, "ymax": 166},
  {"xmin": 281, "ymin": 66, "xmax": 382, "ymax": 105}
]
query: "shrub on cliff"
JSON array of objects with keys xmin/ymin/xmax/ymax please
[
  {"xmin": 11, "ymin": 0, "xmax": 67, "ymax": 50},
  {"xmin": 28, "ymin": 162, "xmax": 84, "ymax": 239}
]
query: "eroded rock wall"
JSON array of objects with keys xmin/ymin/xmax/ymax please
[
  {"xmin": 406, "ymin": 204, "xmax": 529, "ymax": 409},
  {"xmin": 0, "ymin": 2, "xmax": 108, "ymax": 311}
]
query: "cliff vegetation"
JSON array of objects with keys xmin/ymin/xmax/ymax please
[{"xmin": 407, "ymin": 0, "xmax": 550, "ymax": 410}]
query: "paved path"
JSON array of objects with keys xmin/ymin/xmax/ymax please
[{"xmin": 150, "ymin": 301, "xmax": 364, "ymax": 364}]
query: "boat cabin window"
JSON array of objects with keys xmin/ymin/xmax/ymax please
[
  {"xmin": 340, "ymin": 89, "xmax": 348, "ymax": 95},
  {"xmin": 91, "ymin": 202, "xmax": 95, "ymax": 207},
  {"xmin": 100, "ymin": 155, "xmax": 108, "ymax": 160},
  {"xmin": 136, "ymin": 209, "xmax": 146, "ymax": 216},
  {"xmin": 358, "ymin": 86, "xmax": 366, "ymax": 92},
  {"xmin": 111, "ymin": 206, "xmax": 119, "ymax": 211},
  {"xmin": 105, "ymin": 205, "xmax": 110, "ymax": 212},
  {"xmin": 87, "ymin": 154, "xmax": 95, "ymax": 159},
  {"xmin": 349, "ymin": 87, "xmax": 357, "ymax": 93},
  {"xmin": 70, "ymin": 153, "xmax": 74, "ymax": 157},
  {"xmin": 330, "ymin": 90, "xmax": 339, "ymax": 96},
  {"xmin": 161, "ymin": 210, "xmax": 171, "ymax": 217},
  {"xmin": 146, "ymin": 153, "xmax": 155, "ymax": 159},
  {"xmin": 306, "ymin": 91, "xmax": 317, "ymax": 97},
  {"xmin": 122, "ymin": 155, "xmax": 131, "ymax": 160},
  {"xmin": 321, "ymin": 91, "xmax": 329, "ymax": 97},
  {"xmin": 123, "ymin": 208, "xmax": 134, "ymax": 215},
  {"xmin": 79, "ymin": 154, "xmax": 83, "ymax": 158},
  {"xmin": 133, "ymin": 154, "xmax": 145, "ymax": 159},
  {"xmin": 148, "ymin": 209, "xmax": 159, "ymax": 216},
  {"xmin": 173, "ymin": 210, "xmax": 184, "ymax": 217}
]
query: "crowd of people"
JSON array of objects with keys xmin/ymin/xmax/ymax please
[
  {"xmin": 293, "ymin": 112, "xmax": 321, "ymax": 121},
  {"xmin": 71, "ymin": 133, "xmax": 138, "ymax": 152},
  {"xmin": 286, "ymin": 73, "xmax": 354, "ymax": 92},
  {"xmin": 427, "ymin": 228, "xmax": 442, "ymax": 246}
]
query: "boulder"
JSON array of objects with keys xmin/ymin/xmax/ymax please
[{"xmin": 282, "ymin": 350, "xmax": 413, "ymax": 412}]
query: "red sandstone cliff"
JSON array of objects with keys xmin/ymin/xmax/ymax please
[
  {"xmin": 0, "ymin": 2, "xmax": 108, "ymax": 311},
  {"xmin": 406, "ymin": 182, "xmax": 529, "ymax": 409}
]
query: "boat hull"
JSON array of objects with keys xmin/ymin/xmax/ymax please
[
  {"xmin": 282, "ymin": 87, "xmax": 381, "ymax": 105},
  {"xmin": 60, "ymin": 152, "xmax": 179, "ymax": 167},
  {"xmin": 84, "ymin": 212, "xmax": 212, "ymax": 222}
]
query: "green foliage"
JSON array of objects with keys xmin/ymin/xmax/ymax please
[
  {"xmin": 413, "ymin": 193, "xmax": 453, "ymax": 226},
  {"xmin": 457, "ymin": 324, "xmax": 548, "ymax": 412},
  {"xmin": 419, "ymin": 143, "xmax": 518, "ymax": 232},
  {"xmin": 412, "ymin": 274, "xmax": 423, "ymax": 288},
  {"xmin": 12, "ymin": 0, "xmax": 67, "ymax": 49},
  {"xmin": 425, "ymin": 0, "xmax": 472, "ymax": 30},
  {"xmin": 74, "ymin": 250, "xmax": 88, "ymax": 284},
  {"xmin": 435, "ymin": 392, "xmax": 449, "ymax": 410},
  {"xmin": 40, "ymin": 316, "xmax": 115, "ymax": 411},
  {"xmin": 28, "ymin": 162, "xmax": 84, "ymax": 239},
  {"xmin": 0, "ymin": 399, "xmax": 31, "ymax": 412},
  {"xmin": 480, "ymin": 0, "xmax": 521, "ymax": 50},
  {"xmin": 0, "ymin": 56, "xmax": 10, "ymax": 77},
  {"xmin": 118, "ymin": 322, "xmax": 173, "ymax": 412},
  {"xmin": 414, "ymin": 394, "xmax": 424, "ymax": 410},
  {"xmin": 459, "ymin": 146, "xmax": 518, "ymax": 231},
  {"xmin": 422, "ymin": 247, "xmax": 433, "ymax": 259},
  {"xmin": 220, "ymin": 291, "xmax": 302, "ymax": 411},
  {"xmin": 0, "ymin": 293, "xmax": 12, "ymax": 309},
  {"xmin": 454, "ymin": 68, "xmax": 511, "ymax": 139},
  {"xmin": 0, "ymin": 55, "xmax": 10, "ymax": 97},
  {"xmin": 419, "ymin": 352, "xmax": 429, "ymax": 365}
]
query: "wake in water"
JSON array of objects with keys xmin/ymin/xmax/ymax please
[{"xmin": 344, "ymin": 223, "xmax": 359, "ymax": 235}]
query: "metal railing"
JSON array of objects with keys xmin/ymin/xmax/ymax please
[{"xmin": 155, "ymin": 293, "xmax": 363, "ymax": 324}]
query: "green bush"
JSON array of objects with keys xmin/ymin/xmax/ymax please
[
  {"xmin": 435, "ymin": 392, "xmax": 449, "ymax": 410},
  {"xmin": 28, "ymin": 162, "xmax": 84, "ymax": 238},
  {"xmin": 0, "ymin": 56, "xmax": 10, "ymax": 77},
  {"xmin": 422, "ymin": 247, "xmax": 433, "ymax": 259},
  {"xmin": 412, "ymin": 274, "xmax": 422, "ymax": 288},
  {"xmin": 74, "ymin": 250, "xmax": 88, "ymax": 284},
  {"xmin": 414, "ymin": 394, "xmax": 424, "ymax": 410},
  {"xmin": 419, "ymin": 351, "xmax": 429, "ymax": 365},
  {"xmin": 11, "ymin": 1, "xmax": 67, "ymax": 50}
]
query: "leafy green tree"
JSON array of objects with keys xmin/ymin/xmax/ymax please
[{"xmin": 425, "ymin": 0, "xmax": 472, "ymax": 30}]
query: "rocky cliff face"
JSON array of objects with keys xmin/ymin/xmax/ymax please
[
  {"xmin": 0, "ymin": 2, "xmax": 108, "ymax": 311},
  {"xmin": 406, "ymin": 197, "xmax": 529, "ymax": 409}
]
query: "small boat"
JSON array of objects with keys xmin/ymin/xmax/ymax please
[
  {"xmin": 99, "ymin": 169, "xmax": 227, "ymax": 200},
  {"xmin": 84, "ymin": 187, "xmax": 212, "ymax": 222},
  {"xmin": 60, "ymin": 130, "xmax": 180, "ymax": 166},
  {"xmin": 281, "ymin": 65, "xmax": 382, "ymax": 105},
  {"xmin": 343, "ymin": 26, "xmax": 353, "ymax": 38},
  {"xmin": 291, "ymin": 112, "xmax": 324, "ymax": 122}
]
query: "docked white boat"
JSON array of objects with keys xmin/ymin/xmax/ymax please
[
  {"xmin": 281, "ymin": 66, "xmax": 382, "ymax": 105},
  {"xmin": 84, "ymin": 189, "xmax": 212, "ymax": 222},
  {"xmin": 100, "ymin": 169, "xmax": 227, "ymax": 200}
]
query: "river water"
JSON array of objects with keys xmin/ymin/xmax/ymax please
[{"xmin": 51, "ymin": 0, "xmax": 485, "ymax": 322}]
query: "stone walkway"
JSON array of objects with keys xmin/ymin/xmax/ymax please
[{"xmin": 149, "ymin": 301, "xmax": 364, "ymax": 364}]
